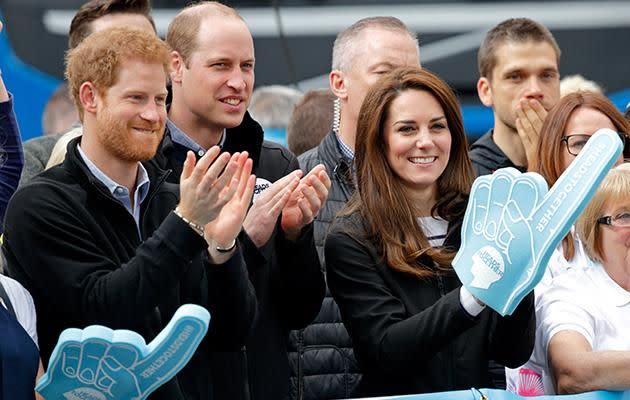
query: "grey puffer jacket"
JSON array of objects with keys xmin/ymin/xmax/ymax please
[{"xmin": 286, "ymin": 130, "xmax": 361, "ymax": 400}]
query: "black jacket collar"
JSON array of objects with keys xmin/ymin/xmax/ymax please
[
  {"xmin": 62, "ymin": 136, "xmax": 171, "ymax": 200},
  {"xmin": 319, "ymin": 130, "xmax": 355, "ymax": 196},
  {"xmin": 470, "ymin": 129, "xmax": 527, "ymax": 173},
  {"xmin": 160, "ymin": 111, "xmax": 265, "ymax": 169}
]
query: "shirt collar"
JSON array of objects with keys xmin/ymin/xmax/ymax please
[
  {"xmin": 335, "ymin": 132, "xmax": 354, "ymax": 160},
  {"xmin": 76, "ymin": 144, "xmax": 150, "ymax": 205},
  {"xmin": 167, "ymin": 119, "xmax": 226, "ymax": 156}
]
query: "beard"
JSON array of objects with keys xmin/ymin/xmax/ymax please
[{"xmin": 95, "ymin": 107, "xmax": 165, "ymax": 162}]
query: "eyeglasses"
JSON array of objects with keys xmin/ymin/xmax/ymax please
[
  {"xmin": 597, "ymin": 211, "xmax": 630, "ymax": 228},
  {"xmin": 561, "ymin": 132, "xmax": 630, "ymax": 159}
]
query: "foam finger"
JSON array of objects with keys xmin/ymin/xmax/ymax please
[{"xmin": 484, "ymin": 169, "xmax": 514, "ymax": 239}]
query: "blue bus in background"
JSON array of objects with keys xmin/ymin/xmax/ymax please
[{"xmin": 1, "ymin": 0, "xmax": 629, "ymax": 143}]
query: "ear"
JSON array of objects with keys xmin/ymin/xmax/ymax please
[
  {"xmin": 78, "ymin": 82, "xmax": 99, "ymax": 116},
  {"xmin": 170, "ymin": 51, "xmax": 185, "ymax": 85},
  {"xmin": 476, "ymin": 77, "xmax": 494, "ymax": 107},
  {"xmin": 329, "ymin": 70, "xmax": 348, "ymax": 101}
]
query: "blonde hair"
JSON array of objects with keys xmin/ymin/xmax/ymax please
[
  {"xmin": 560, "ymin": 74, "xmax": 604, "ymax": 97},
  {"xmin": 577, "ymin": 168, "xmax": 630, "ymax": 263},
  {"xmin": 65, "ymin": 26, "xmax": 171, "ymax": 121}
]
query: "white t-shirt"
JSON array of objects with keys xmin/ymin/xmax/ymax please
[
  {"xmin": 416, "ymin": 216, "xmax": 485, "ymax": 316},
  {"xmin": 0, "ymin": 274, "xmax": 38, "ymax": 346},
  {"xmin": 417, "ymin": 216, "xmax": 448, "ymax": 247},
  {"xmin": 537, "ymin": 261, "xmax": 630, "ymax": 394},
  {"xmin": 505, "ymin": 234, "xmax": 589, "ymax": 395}
]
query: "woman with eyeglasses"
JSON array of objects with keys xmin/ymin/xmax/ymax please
[
  {"xmin": 535, "ymin": 91, "xmax": 629, "ymax": 282},
  {"xmin": 536, "ymin": 167, "xmax": 630, "ymax": 394},
  {"xmin": 506, "ymin": 91, "xmax": 630, "ymax": 395}
]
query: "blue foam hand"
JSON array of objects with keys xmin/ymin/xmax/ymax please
[
  {"xmin": 36, "ymin": 304, "xmax": 210, "ymax": 400},
  {"xmin": 453, "ymin": 128, "xmax": 623, "ymax": 316}
]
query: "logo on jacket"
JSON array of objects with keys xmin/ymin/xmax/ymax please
[{"xmin": 253, "ymin": 178, "xmax": 272, "ymax": 203}]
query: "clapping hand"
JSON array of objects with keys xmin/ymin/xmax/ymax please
[{"xmin": 280, "ymin": 164, "xmax": 331, "ymax": 241}]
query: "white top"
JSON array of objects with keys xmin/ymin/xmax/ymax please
[
  {"xmin": 416, "ymin": 216, "xmax": 486, "ymax": 316},
  {"xmin": 537, "ymin": 260, "xmax": 630, "ymax": 393},
  {"xmin": 505, "ymin": 234, "xmax": 589, "ymax": 395},
  {"xmin": 417, "ymin": 216, "xmax": 448, "ymax": 247},
  {"xmin": 0, "ymin": 274, "xmax": 38, "ymax": 346},
  {"xmin": 537, "ymin": 232, "xmax": 588, "ymax": 292}
]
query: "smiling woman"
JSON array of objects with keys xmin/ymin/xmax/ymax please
[
  {"xmin": 536, "ymin": 167, "xmax": 630, "ymax": 394},
  {"xmin": 324, "ymin": 66, "xmax": 536, "ymax": 397}
]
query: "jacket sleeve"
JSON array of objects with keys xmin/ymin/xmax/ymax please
[
  {"xmin": 0, "ymin": 95, "xmax": 23, "ymax": 233},
  {"xmin": 487, "ymin": 290, "xmax": 536, "ymax": 368},
  {"xmin": 271, "ymin": 153, "xmax": 326, "ymax": 329},
  {"xmin": 3, "ymin": 184, "xmax": 244, "ymax": 329},
  {"xmin": 272, "ymin": 222, "xmax": 325, "ymax": 329},
  {"xmin": 204, "ymin": 244, "xmax": 257, "ymax": 349},
  {"xmin": 325, "ymin": 225, "xmax": 479, "ymax": 374}
]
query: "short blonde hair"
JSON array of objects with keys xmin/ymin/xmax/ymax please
[
  {"xmin": 166, "ymin": 1, "xmax": 243, "ymax": 67},
  {"xmin": 560, "ymin": 74, "xmax": 604, "ymax": 97},
  {"xmin": 577, "ymin": 168, "xmax": 630, "ymax": 263},
  {"xmin": 65, "ymin": 26, "xmax": 171, "ymax": 121}
]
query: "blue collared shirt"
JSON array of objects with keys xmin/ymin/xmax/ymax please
[
  {"xmin": 77, "ymin": 144, "xmax": 150, "ymax": 236},
  {"xmin": 335, "ymin": 132, "xmax": 354, "ymax": 160},
  {"xmin": 167, "ymin": 119, "xmax": 226, "ymax": 155}
]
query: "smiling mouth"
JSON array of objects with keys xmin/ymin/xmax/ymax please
[
  {"xmin": 221, "ymin": 98, "xmax": 242, "ymax": 106},
  {"xmin": 408, "ymin": 156, "xmax": 437, "ymax": 164},
  {"xmin": 133, "ymin": 127, "xmax": 158, "ymax": 134}
]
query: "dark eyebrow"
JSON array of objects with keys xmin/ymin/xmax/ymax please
[
  {"xmin": 502, "ymin": 68, "xmax": 523, "ymax": 77},
  {"xmin": 393, "ymin": 119, "xmax": 416, "ymax": 125},
  {"xmin": 393, "ymin": 116, "xmax": 446, "ymax": 125},
  {"xmin": 542, "ymin": 67, "xmax": 559, "ymax": 74}
]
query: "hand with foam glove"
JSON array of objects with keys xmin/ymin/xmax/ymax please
[
  {"xmin": 454, "ymin": 128, "xmax": 623, "ymax": 316},
  {"xmin": 36, "ymin": 304, "xmax": 210, "ymax": 400}
]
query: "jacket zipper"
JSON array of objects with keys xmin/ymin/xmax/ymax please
[
  {"xmin": 139, "ymin": 170, "xmax": 171, "ymax": 239},
  {"xmin": 297, "ymin": 330, "xmax": 305, "ymax": 400},
  {"xmin": 242, "ymin": 345, "xmax": 252, "ymax": 400}
]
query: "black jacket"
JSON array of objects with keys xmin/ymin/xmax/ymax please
[
  {"xmin": 469, "ymin": 130, "xmax": 526, "ymax": 176},
  {"xmin": 325, "ymin": 211, "xmax": 536, "ymax": 397},
  {"xmin": 3, "ymin": 137, "xmax": 257, "ymax": 400},
  {"xmin": 151, "ymin": 112, "xmax": 326, "ymax": 400},
  {"xmin": 286, "ymin": 130, "xmax": 361, "ymax": 399},
  {"xmin": 298, "ymin": 130, "xmax": 354, "ymax": 264}
]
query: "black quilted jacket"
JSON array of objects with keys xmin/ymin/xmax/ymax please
[{"xmin": 287, "ymin": 130, "xmax": 361, "ymax": 400}]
